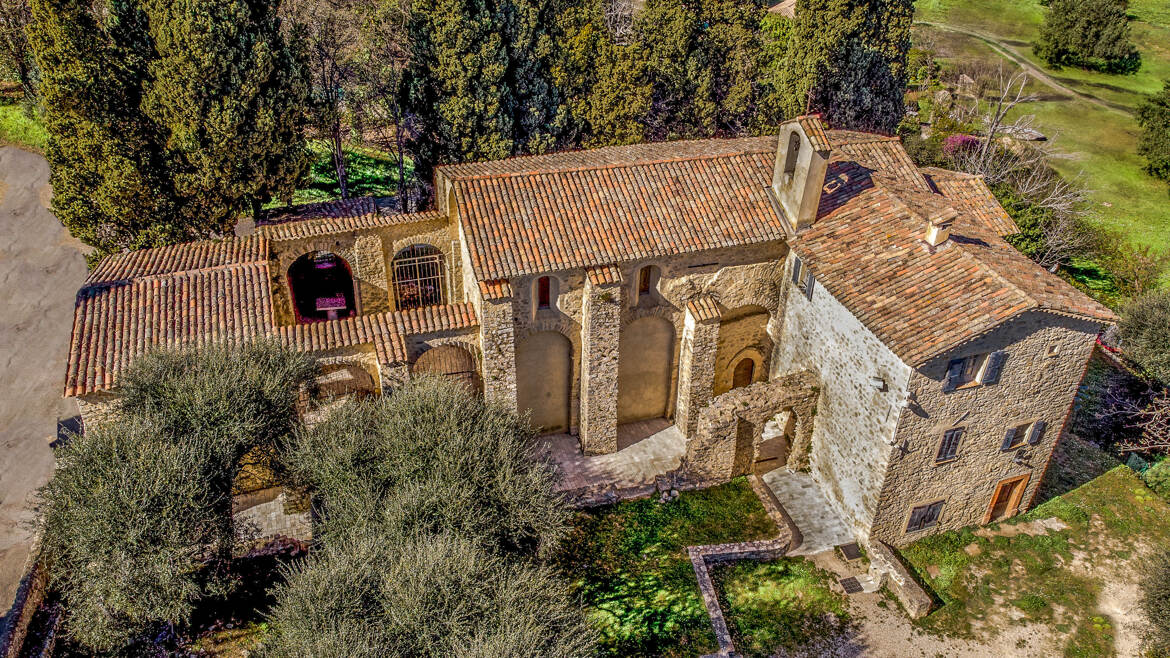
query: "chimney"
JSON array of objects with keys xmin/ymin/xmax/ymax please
[
  {"xmin": 924, "ymin": 207, "xmax": 959, "ymax": 247},
  {"xmin": 772, "ymin": 116, "xmax": 832, "ymax": 231}
]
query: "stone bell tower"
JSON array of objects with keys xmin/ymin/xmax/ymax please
[{"xmin": 771, "ymin": 116, "xmax": 832, "ymax": 231}]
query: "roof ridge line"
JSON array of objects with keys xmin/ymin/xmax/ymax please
[
  {"xmin": 81, "ymin": 259, "xmax": 269, "ymax": 291},
  {"xmin": 444, "ymin": 146, "xmax": 776, "ymax": 182}
]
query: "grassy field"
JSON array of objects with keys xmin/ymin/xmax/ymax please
[
  {"xmin": 914, "ymin": 0, "xmax": 1170, "ymax": 253},
  {"xmin": 900, "ymin": 464, "xmax": 1170, "ymax": 657},
  {"xmin": 288, "ymin": 141, "xmax": 408, "ymax": 205},
  {"xmin": 553, "ymin": 479, "xmax": 778, "ymax": 658},
  {"xmin": 0, "ymin": 101, "xmax": 47, "ymax": 152}
]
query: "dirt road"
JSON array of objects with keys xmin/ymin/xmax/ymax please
[{"xmin": 0, "ymin": 147, "xmax": 87, "ymax": 617}]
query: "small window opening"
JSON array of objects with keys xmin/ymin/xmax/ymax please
[
  {"xmin": 537, "ymin": 276, "xmax": 552, "ymax": 309},
  {"xmin": 937, "ymin": 427, "xmax": 964, "ymax": 462},
  {"xmin": 732, "ymin": 358, "xmax": 756, "ymax": 390},
  {"xmin": 638, "ymin": 267, "xmax": 652, "ymax": 296},
  {"xmin": 784, "ymin": 131, "xmax": 801, "ymax": 178},
  {"xmin": 907, "ymin": 500, "xmax": 945, "ymax": 533}
]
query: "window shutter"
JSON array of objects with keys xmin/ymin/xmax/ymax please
[
  {"xmin": 943, "ymin": 360, "xmax": 964, "ymax": 392},
  {"xmin": 1001, "ymin": 427, "xmax": 1018, "ymax": 451},
  {"xmin": 804, "ymin": 272, "xmax": 816, "ymax": 300},
  {"xmin": 792, "ymin": 257, "xmax": 803, "ymax": 285},
  {"xmin": 981, "ymin": 350, "xmax": 1008, "ymax": 385},
  {"xmin": 907, "ymin": 506, "xmax": 924, "ymax": 532},
  {"xmin": 1027, "ymin": 420, "xmax": 1047, "ymax": 445}
]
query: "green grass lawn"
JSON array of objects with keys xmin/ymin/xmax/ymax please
[
  {"xmin": 553, "ymin": 478, "xmax": 778, "ymax": 658},
  {"xmin": 0, "ymin": 101, "xmax": 47, "ymax": 152},
  {"xmin": 288, "ymin": 140, "xmax": 409, "ymax": 205},
  {"xmin": 914, "ymin": 0, "xmax": 1170, "ymax": 254},
  {"xmin": 713, "ymin": 558, "xmax": 850, "ymax": 656},
  {"xmin": 899, "ymin": 466, "xmax": 1170, "ymax": 657}
]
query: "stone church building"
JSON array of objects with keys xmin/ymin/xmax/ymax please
[{"xmin": 64, "ymin": 116, "xmax": 1115, "ymax": 547}]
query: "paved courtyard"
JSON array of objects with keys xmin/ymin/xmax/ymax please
[
  {"xmin": 0, "ymin": 148, "xmax": 88, "ymax": 616},
  {"xmin": 761, "ymin": 469, "xmax": 854, "ymax": 555},
  {"xmin": 534, "ymin": 418, "xmax": 685, "ymax": 496}
]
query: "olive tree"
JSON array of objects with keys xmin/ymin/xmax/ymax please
[{"xmin": 35, "ymin": 341, "xmax": 316, "ymax": 651}]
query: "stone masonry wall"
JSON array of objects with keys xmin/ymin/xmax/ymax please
[
  {"xmin": 579, "ymin": 276, "xmax": 622, "ymax": 454},
  {"xmin": 479, "ymin": 293, "xmax": 519, "ymax": 412},
  {"xmin": 870, "ymin": 311, "xmax": 1103, "ymax": 546},
  {"xmin": 675, "ymin": 306, "xmax": 720, "ymax": 439},
  {"xmin": 771, "ymin": 251, "xmax": 913, "ymax": 541}
]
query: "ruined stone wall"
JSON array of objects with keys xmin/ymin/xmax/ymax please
[
  {"xmin": 267, "ymin": 216, "xmax": 456, "ymax": 326},
  {"xmin": 870, "ymin": 311, "xmax": 1103, "ymax": 546},
  {"xmin": 771, "ymin": 252, "xmax": 913, "ymax": 540},
  {"xmin": 712, "ymin": 309, "xmax": 772, "ymax": 397}
]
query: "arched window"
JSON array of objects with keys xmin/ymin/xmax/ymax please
[
  {"xmin": 288, "ymin": 251, "xmax": 357, "ymax": 323},
  {"xmin": 784, "ymin": 131, "xmax": 801, "ymax": 178},
  {"xmin": 393, "ymin": 244, "xmax": 445, "ymax": 310},
  {"xmin": 733, "ymin": 358, "xmax": 756, "ymax": 389}
]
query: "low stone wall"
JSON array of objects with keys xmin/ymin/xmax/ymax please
[
  {"xmin": 0, "ymin": 560, "xmax": 47, "ymax": 658},
  {"xmin": 867, "ymin": 540, "xmax": 933, "ymax": 619}
]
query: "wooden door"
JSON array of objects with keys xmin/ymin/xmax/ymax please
[{"xmin": 985, "ymin": 474, "xmax": 1030, "ymax": 524}]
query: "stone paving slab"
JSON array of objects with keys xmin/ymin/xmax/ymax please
[
  {"xmin": 761, "ymin": 469, "xmax": 854, "ymax": 555},
  {"xmin": 534, "ymin": 420, "xmax": 685, "ymax": 501}
]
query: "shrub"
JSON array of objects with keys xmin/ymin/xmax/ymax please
[
  {"xmin": 1138, "ymin": 81, "xmax": 1170, "ymax": 188},
  {"xmin": 35, "ymin": 342, "xmax": 315, "ymax": 652},
  {"xmin": 1146, "ymin": 460, "xmax": 1170, "ymax": 499},
  {"xmin": 260, "ymin": 530, "xmax": 597, "ymax": 658},
  {"xmin": 1140, "ymin": 548, "xmax": 1170, "ymax": 654},
  {"xmin": 1119, "ymin": 291, "xmax": 1170, "ymax": 383},
  {"xmin": 1034, "ymin": 0, "xmax": 1142, "ymax": 74}
]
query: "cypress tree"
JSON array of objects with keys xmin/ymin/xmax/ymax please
[
  {"xmin": 29, "ymin": 0, "xmax": 181, "ymax": 256},
  {"xmin": 142, "ymin": 0, "xmax": 312, "ymax": 223},
  {"xmin": 403, "ymin": 0, "xmax": 565, "ymax": 194},
  {"xmin": 780, "ymin": 0, "xmax": 913, "ymax": 133},
  {"xmin": 29, "ymin": 0, "xmax": 310, "ymax": 258},
  {"xmin": 1035, "ymin": 0, "xmax": 1141, "ymax": 74}
]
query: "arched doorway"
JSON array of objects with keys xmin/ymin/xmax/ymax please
[
  {"xmin": 412, "ymin": 344, "xmax": 482, "ymax": 394},
  {"xmin": 315, "ymin": 363, "xmax": 377, "ymax": 399},
  {"xmin": 516, "ymin": 331, "xmax": 572, "ymax": 434},
  {"xmin": 618, "ymin": 316, "xmax": 675, "ymax": 424},
  {"xmin": 732, "ymin": 358, "xmax": 756, "ymax": 390},
  {"xmin": 393, "ymin": 244, "xmax": 445, "ymax": 310},
  {"xmin": 288, "ymin": 252, "xmax": 357, "ymax": 323}
]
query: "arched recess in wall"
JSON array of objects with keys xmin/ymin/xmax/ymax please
[
  {"xmin": 516, "ymin": 331, "xmax": 572, "ymax": 434},
  {"xmin": 315, "ymin": 363, "xmax": 377, "ymax": 399},
  {"xmin": 392, "ymin": 244, "xmax": 445, "ymax": 310},
  {"xmin": 288, "ymin": 251, "xmax": 357, "ymax": 323},
  {"xmin": 713, "ymin": 305, "xmax": 771, "ymax": 397},
  {"xmin": 412, "ymin": 344, "xmax": 482, "ymax": 395},
  {"xmin": 618, "ymin": 315, "xmax": 676, "ymax": 424}
]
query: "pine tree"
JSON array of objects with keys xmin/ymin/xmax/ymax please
[
  {"xmin": 1035, "ymin": 0, "xmax": 1141, "ymax": 74},
  {"xmin": 1138, "ymin": 81, "xmax": 1170, "ymax": 188},
  {"xmin": 780, "ymin": 0, "xmax": 913, "ymax": 133},
  {"xmin": 142, "ymin": 0, "xmax": 312, "ymax": 223}
]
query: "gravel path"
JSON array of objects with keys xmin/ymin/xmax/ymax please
[{"xmin": 0, "ymin": 147, "xmax": 87, "ymax": 616}]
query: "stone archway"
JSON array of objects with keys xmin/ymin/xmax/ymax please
[
  {"xmin": 687, "ymin": 370, "xmax": 819, "ymax": 482},
  {"xmin": 412, "ymin": 344, "xmax": 482, "ymax": 394},
  {"xmin": 287, "ymin": 251, "xmax": 357, "ymax": 323},
  {"xmin": 516, "ymin": 331, "xmax": 573, "ymax": 434},
  {"xmin": 713, "ymin": 305, "xmax": 771, "ymax": 397},
  {"xmin": 618, "ymin": 315, "xmax": 676, "ymax": 424}
]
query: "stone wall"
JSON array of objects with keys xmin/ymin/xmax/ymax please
[
  {"xmin": 870, "ymin": 310, "xmax": 1103, "ymax": 546},
  {"xmin": 267, "ymin": 215, "xmax": 456, "ymax": 326},
  {"xmin": 478, "ymin": 290, "xmax": 518, "ymax": 412},
  {"xmin": 675, "ymin": 306, "xmax": 720, "ymax": 439},
  {"xmin": 579, "ymin": 276, "xmax": 622, "ymax": 454},
  {"xmin": 771, "ymin": 252, "xmax": 913, "ymax": 540},
  {"xmin": 685, "ymin": 371, "xmax": 819, "ymax": 481},
  {"xmin": 712, "ymin": 307, "xmax": 772, "ymax": 397},
  {"xmin": 76, "ymin": 392, "xmax": 121, "ymax": 430}
]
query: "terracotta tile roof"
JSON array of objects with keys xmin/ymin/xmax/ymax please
[
  {"xmin": 256, "ymin": 196, "xmax": 442, "ymax": 241},
  {"xmin": 65, "ymin": 262, "xmax": 275, "ymax": 396},
  {"xmin": 445, "ymin": 136, "xmax": 785, "ymax": 281},
  {"xmin": 479, "ymin": 279, "xmax": 513, "ymax": 301},
  {"xmin": 827, "ymin": 131, "xmax": 930, "ymax": 192},
  {"xmin": 274, "ymin": 311, "xmax": 409, "ymax": 366},
  {"xmin": 391, "ymin": 303, "xmax": 477, "ymax": 334},
  {"xmin": 921, "ymin": 168, "xmax": 1018, "ymax": 236},
  {"xmin": 799, "ymin": 115, "xmax": 833, "ymax": 153},
  {"xmin": 86, "ymin": 236, "xmax": 268, "ymax": 286},
  {"xmin": 586, "ymin": 264, "xmax": 623, "ymax": 286},
  {"xmin": 793, "ymin": 172, "xmax": 1115, "ymax": 367},
  {"xmin": 687, "ymin": 296, "xmax": 722, "ymax": 323}
]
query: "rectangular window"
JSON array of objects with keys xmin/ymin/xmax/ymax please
[
  {"xmin": 944, "ymin": 354, "xmax": 984, "ymax": 391},
  {"xmin": 1001, "ymin": 422, "xmax": 1029, "ymax": 451},
  {"xmin": 792, "ymin": 256, "xmax": 815, "ymax": 300},
  {"xmin": 936, "ymin": 427, "xmax": 964, "ymax": 462},
  {"xmin": 638, "ymin": 267, "xmax": 652, "ymax": 295},
  {"xmin": 907, "ymin": 500, "xmax": 945, "ymax": 533},
  {"xmin": 537, "ymin": 277, "xmax": 551, "ymax": 309}
]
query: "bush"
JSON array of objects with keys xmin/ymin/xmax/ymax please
[
  {"xmin": 1119, "ymin": 291, "xmax": 1170, "ymax": 383},
  {"xmin": 1034, "ymin": 0, "xmax": 1142, "ymax": 74},
  {"xmin": 1146, "ymin": 460, "xmax": 1170, "ymax": 499},
  {"xmin": 1138, "ymin": 81, "xmax": 1170, "ymax": 188},
  {"xmin": 1141, "ymin": 548, "xmax": 1170, "ymax": 654},
  {"xmin": 36, "ymin": 342, "xmax": 315, "ymax": 652},
  {"xmin": 260, "ymin": 530, "xmax": 597, "ymax": 658}
]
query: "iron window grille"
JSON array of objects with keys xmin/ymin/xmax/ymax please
[{"xmin": 393, "ymin": 245, "xmax": 445, "ymax": 310}]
